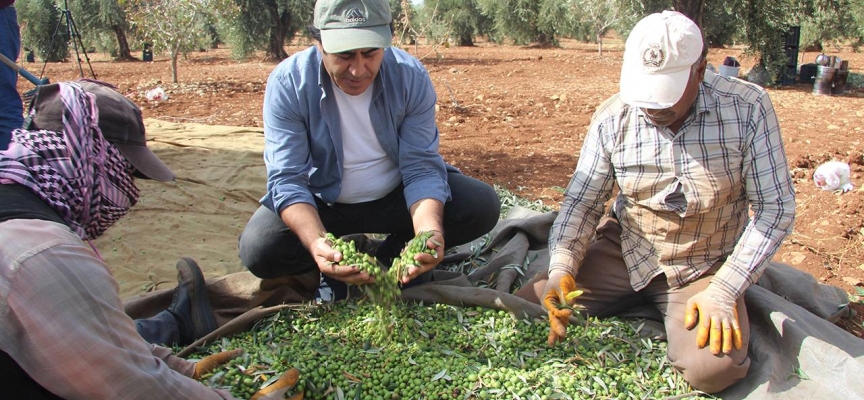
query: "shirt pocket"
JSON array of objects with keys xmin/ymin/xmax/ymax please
[{"xmin": 682, "ymin": 138, "xmax": 744, "ymax": 213}]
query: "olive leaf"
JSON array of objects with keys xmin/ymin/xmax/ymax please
[{"xmin": 554, "ymin": 288, "xmax": 586, "ymax": 311}]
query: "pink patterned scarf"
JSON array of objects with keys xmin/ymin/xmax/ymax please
[{"xmin": 0, "ymin": 82, "xmax": 140, "ymax": 240}]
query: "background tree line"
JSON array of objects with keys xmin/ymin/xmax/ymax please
[{"xmin": 15, "ymin": 0, "xmax": 864, "ymax": 83}]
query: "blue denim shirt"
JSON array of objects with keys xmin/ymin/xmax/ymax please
[{"xmin": 261, "ymin": 46, "xmax": 451, "ymax": 214}]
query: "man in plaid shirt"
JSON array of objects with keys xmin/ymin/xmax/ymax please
[{"xmin": 518, "ymin": 11, "xmax": 795, "ymax": 393}]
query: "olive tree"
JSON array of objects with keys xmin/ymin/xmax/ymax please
[
  {"xmin": 125, "ymin": 0, "xmax": 213, "ymax": 83},
  {"xmin": 67, "ymin": 0, "xmax": 136, "ymax": 60},
  {"xmin": 737, "ymin": 0, "xmax": 806, "ymax": 80},
  {"xmin": 798, "ymin": 0, "xmax": 860, "ymax": 52},
  {"xmin": 476, "ymin": 0, "xmax": 560, "ymax": 46},
  {"xmin": 17, "ymin": 0, "xmax": 67, "ymax": 62},
  {"xmin": 211, "ymin": 0, "xmax": 312, "ymax": 61},
  {"xmin": 565, "ymin": 0, "xmax": 622, "ymax": 54},
  {"xmin": 701, "ymin": 2, "xmax": 741, "ymax": 48},
  {"xmin": 852, "ymin": 0, "xmax": 864, "ymax": 49},
  {"xmin": 426, "ymin": 0, "xmax": 492, "ymax": 46}
]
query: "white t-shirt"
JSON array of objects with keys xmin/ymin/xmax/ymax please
[{"xmin": 332, "ymin": 83, "xmax": 401, "ymax": 204}]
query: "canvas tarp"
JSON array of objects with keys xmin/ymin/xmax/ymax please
[{"xmin": 124, "ymin": 207, "xmax": 864, "ymax": 399}]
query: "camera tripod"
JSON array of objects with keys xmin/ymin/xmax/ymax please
[{"xmin": 39, "ymin": 0, "xmax": 96, "ymax": 80}]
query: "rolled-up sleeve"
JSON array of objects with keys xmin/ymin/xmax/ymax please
[
  {"xmin": 712, "ymin": 92, "xmax": 795, "ymax": 298},
  {"xmin": 548, "ymin": 115, "xmax": 617, "ymax": 276},
  {"xmin": 394, "ymin": 63, "xmax": 450, "ymax": 208}
]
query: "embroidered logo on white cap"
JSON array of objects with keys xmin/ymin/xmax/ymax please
[{"xmin": 642, "ymin": 44, "xmax": 666, "ymax": 68}]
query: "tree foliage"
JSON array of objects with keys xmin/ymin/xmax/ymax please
[
  {"xmin": 852, "ymin": 0, "xmax": 864, "ymax": 49},
  {"xmin": 125, "ymin": 0, "xmax": 213, "ymax": 83},
  {"xmin": 798, "ymin": 0, "xmax": 860, "ymax": 52},
  {"xmin": 212, "ymin": 0, "xmax": 313, "ymax": 61},
  {"xmin": 476, "ymin": 0, "xmax": 558, "ymax": 46},
  {"xmin": 421, "ymin": 0, "xmax": 491, "ymax": 46},
  {"xmin": 453, "ymin": 0, "xmax": 492, "ymax": 46},
  {"xmin": 64, "ymin": 0, "xmax": 135, "ymax": 60},
  {"xmin": 737, "ymin": 0, "xmax": 806, "ymax": 80},
  {"xmin": 564, "ymin": 0, "xmax": 622, "ymax": 54},
  {"xmin": 17, "ymin": 0, "xmax": 68, "ymax": 63},
  {"xmin": 701, "ymin": 2, "xmax": 741, "ymax": 48},
  {"xmin": 15, "ymin": 0, "xmax": 864, "ymax": 84}
]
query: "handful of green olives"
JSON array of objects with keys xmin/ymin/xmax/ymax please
[
  {"xmin": 324, "ymin": 232, "xmax": 380, "ymax": 276},
  {"xmin": 323, "ymin": 231, "xmax": 440, "ymax": 306},
  {"xmin": 389, "ymin": 230, "xmax": 439, "ymax": 281}
]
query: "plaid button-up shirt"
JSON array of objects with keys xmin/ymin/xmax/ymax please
[{"xmin": 549, "ymin": 71, "xmax": 795, "ymax": 300}]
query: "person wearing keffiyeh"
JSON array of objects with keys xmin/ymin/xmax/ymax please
[
  {"xmin": 0, "ymin": 81, "xmax": 140, "ymax": 240},
  {"xmin": 0, "ymin": 81, "xmax": 297, "ymax": 400}
]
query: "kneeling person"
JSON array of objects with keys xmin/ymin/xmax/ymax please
[
  {"xmin": 518, "ymin": 11, "xmax": 795, "ymax": 393},
  {"xmin": 238, "ymin": 0, "xmax": 500, "ymax": 298}
]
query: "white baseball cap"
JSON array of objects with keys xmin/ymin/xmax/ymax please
[{"xmin": 619, "ymin": 11, "xmax": 704, "ymax": 109}]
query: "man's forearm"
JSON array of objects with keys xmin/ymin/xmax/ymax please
[
  {"xmin": 409, "ymin": 198, "xmax": 444, "ymax": 234},
  {"xmin": 279, "ymin": 202, "xmax": 326, "ymax": 250}
]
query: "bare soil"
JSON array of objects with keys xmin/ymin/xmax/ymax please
[{"xmin": 19, "ymin": 38, "xmax": 864, "ymax": 338}]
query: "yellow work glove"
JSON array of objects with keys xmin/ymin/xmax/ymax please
[
  {"xmin": 250, "ymin": 368, "xmax": 302, "ymax": 400},
  {"xmin": 193, "ymin": 349, "xmax": 244, "ymax": 380},
  {"xmin": 542, "ymin": 271, "xmax": 580, "ymax": 347},
  {"xmin": 684, "ymin": 286, "xmax": 744, "ymax": 355}
]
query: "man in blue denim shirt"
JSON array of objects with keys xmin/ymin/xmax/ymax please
[
  {"xmin": 238, "ymin": 0, "xmax": 499, "ymax": 298},
  {"xmin": 0, "ymin": 0, "xmax": 22, "ymax": 150}
]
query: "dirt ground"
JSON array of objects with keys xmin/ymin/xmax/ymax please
[{"xmin": 18, "ymin": 38, "xmax": 864, "ymax": 338}]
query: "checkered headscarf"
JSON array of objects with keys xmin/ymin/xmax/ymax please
[{"xmin": 0, "ymin": 82, "xmax": 140, "ymax": 240}]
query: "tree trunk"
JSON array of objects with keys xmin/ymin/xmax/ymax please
[
  {"xmin": 597, "ymin": 32, "xmax": 604, "ymax": 55},
  {"xmin": 112, "ymin": 26, "xmax": 136, "ymax": 61},
  {"xmin": 705, "ymin": 33, "xmax": 726, "ymax": 48},
  {"xmin": 458, "ymin": 33, "xmax": 474, "ymax": 47},
  {"xmin": 170, "ymin": 48, "xmax": 179, "ymax": 84},
  {"xmin": 674, "ymin": 0, "xmax": 705, "ymax": 28},
  {"xmin": 264, "ymin": 1, "xmax": 290, "ymax": 61},
  {"xmin": 535, "ymin": 32, "xmax": 553, "ymax": 47}
]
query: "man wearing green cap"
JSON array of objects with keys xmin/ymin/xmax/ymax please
[{"xmin": 238, "ymin": 0, "xmax": 500, "ymax": 298}]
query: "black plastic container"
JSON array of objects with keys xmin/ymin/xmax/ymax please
[{"xmin": 799, "ymin": 63, "xmax": 818, "ymax": 84}]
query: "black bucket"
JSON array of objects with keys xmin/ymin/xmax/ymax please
[
  {"xmin": 799, "ymin": 63, "xmax": 818, "ymax": 84},
  {"xmin": 832, "ymin": 69, "xmax": 849, "ymax": 95},
  {"xmin": 813, "ymin": 66, "xmax": 835, "ymax": 95}
]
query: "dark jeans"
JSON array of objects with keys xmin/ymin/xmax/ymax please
[
  {"xmin": 0, "ymin": 351, "xmax": 64, "ymax": 400},
  {"xmin": 0, "ymin": 5, "xmax": 22, "ymax": 149},
  {"xmin": 238, "ymin": 171, "xmax": 500, "ymax": 279},
  {"xmin": 135, "ymin": 310, "xmax": 180, "ymax": 346}
]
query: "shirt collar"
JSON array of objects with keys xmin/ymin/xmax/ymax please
[{"xmin": 693, "ymin": 79, "xmax": 712, "ymax": 117}]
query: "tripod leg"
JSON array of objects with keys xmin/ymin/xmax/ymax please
[
  {"xmin": 38, "ymin": 11, "xmax": 68, "ymax": 80},
  {"xmin": 63, "ymin": 10, "xmax": 84, "ymax": 78},
  {"xmin": 65, "ymin": 10, "xmax": 96, "ymax": 79}
]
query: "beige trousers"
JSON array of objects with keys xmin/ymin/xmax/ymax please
[{"xmin": 516, "ymin": 217, "xmax": 750, "ymax": 393}]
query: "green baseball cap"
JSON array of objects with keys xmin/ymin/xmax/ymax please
[{"xmin": 314, "ymin": 0, "xmax": 393, "ymax": 53}]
